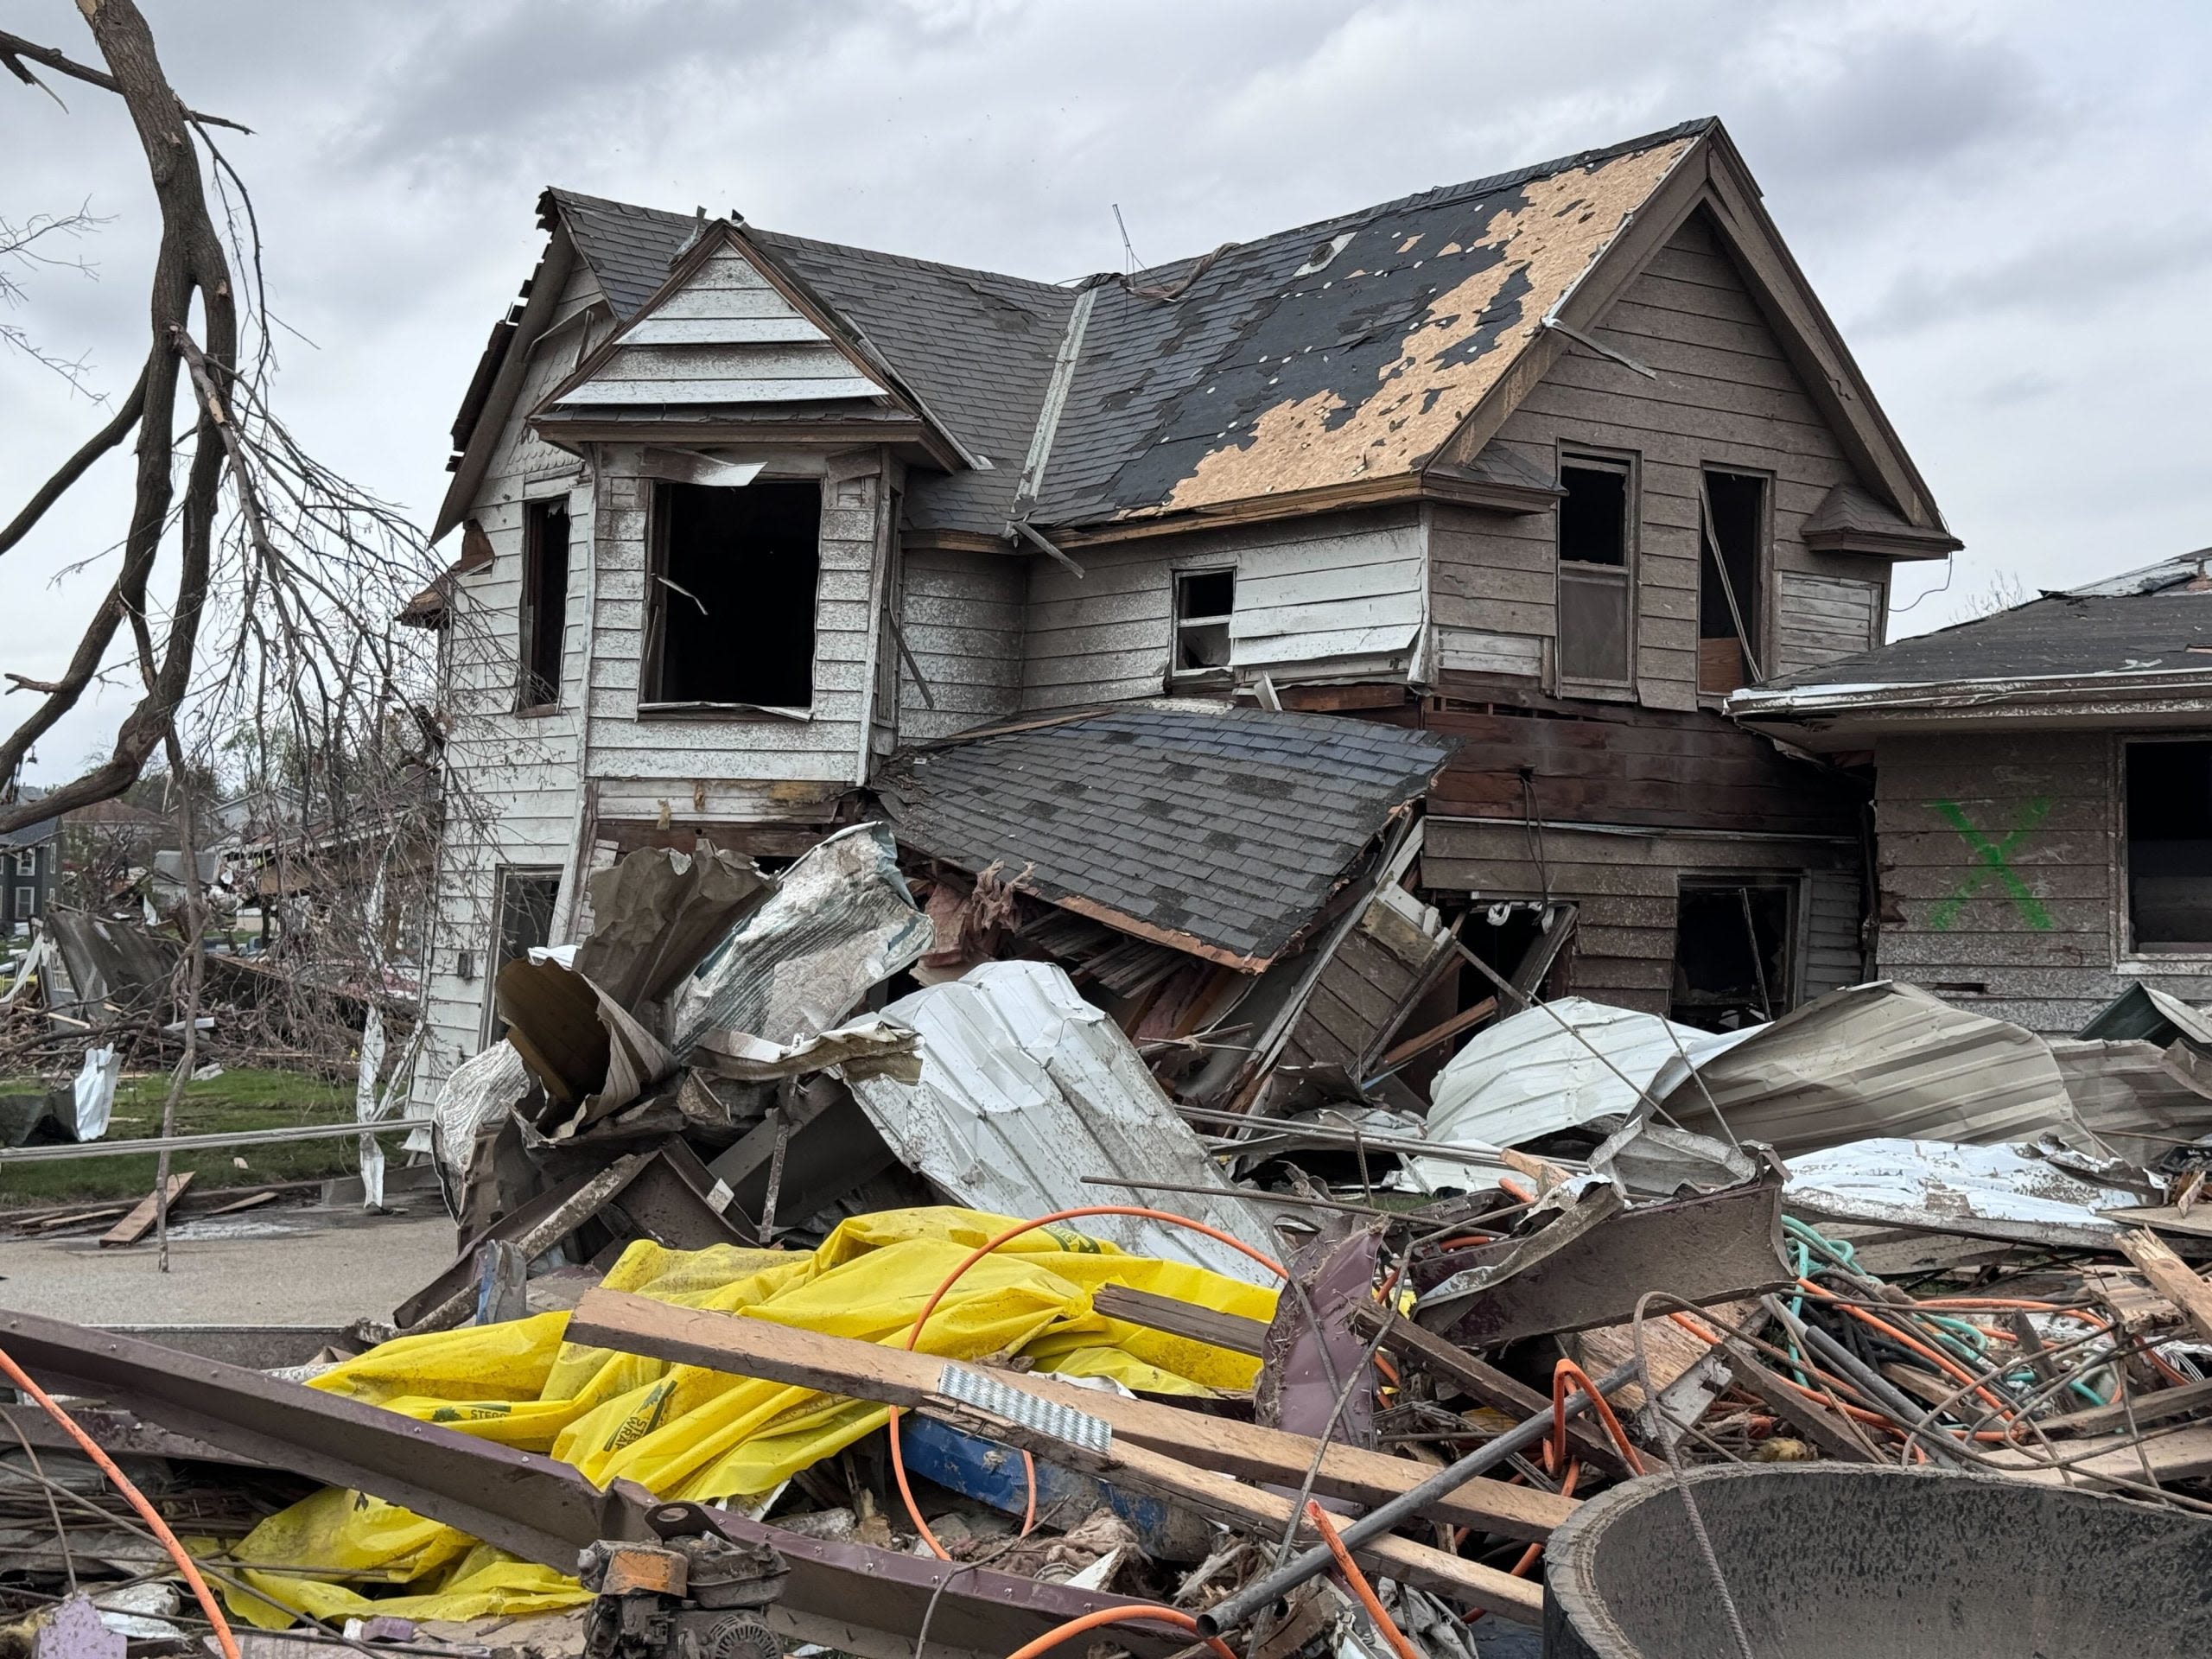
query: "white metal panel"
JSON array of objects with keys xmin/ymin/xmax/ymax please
[{"xmin": 849, "ymin": 960, "xmax": 1281, "ymax": 1283}]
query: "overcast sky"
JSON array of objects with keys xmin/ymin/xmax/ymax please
[{"xmin": 5, "ymin": 0, "xmax": 2209, "ymax": 784}]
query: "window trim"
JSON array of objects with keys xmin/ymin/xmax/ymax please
[
  {"xmin": 517, "ymin": 495, "xmax": 571, "ymax": 713},
  {"xmin": 1695, "ymin": 464, "xmax": 1775, "ymax": 702},
  {"xmin": 13, "ymin": 884, "xmax": 35, "ymax": 918},
  {"xmin": 639, "ymin": 475, "xmax": 824, "ymax": 720},
  {"xmin": 2116, "ymin": 733, "xmax": 2212, "ymax": 966},
  {"xmin": 1554, "ymin": 446, "xmax": 1639, "ymax": 698},
  {"xmin": 1169, "ymin": 563, "xmax": 1238, "ymax": 684}
]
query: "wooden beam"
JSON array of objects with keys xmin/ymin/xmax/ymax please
[
  {"xmin": 1090, "ymin": 1284, "xmax": 1268, "ymax": 1357},
  {"xmin": 1375, "ymin": 996, "xmax": 1497, "ymax": 1073},
  {"xmin": 569, "ymin": 1288, "xmax": 1573, "ymax": 1542},
  {"xmin": 2118, "ymin": 1229, "xmax": 2212, "ymax": 1344},
  {"xmin": 99, "ymin": 1173, "xmax": 193, "ymax": 1248}
]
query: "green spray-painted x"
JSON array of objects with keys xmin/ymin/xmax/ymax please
[{"xmin": 1926, "ymin": 796, "xmax": 2054, "ymax": 931}]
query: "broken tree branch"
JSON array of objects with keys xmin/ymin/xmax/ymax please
[{"xmin": 0, "ymin": 25, "xmax": 250, "ymax": 130}]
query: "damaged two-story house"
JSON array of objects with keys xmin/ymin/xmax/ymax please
[{"xmin": 406, "ymin": 116, "xmax": 1961, "ymax": 1109}]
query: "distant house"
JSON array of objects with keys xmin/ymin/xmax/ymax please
[
  {"xmin": 409, "ymin": 116, "xmax": 1961, "ymax": 1102},
  {"xmin": 0, "ymin": 789, "xmax": 58, "ymax": 937},
  {"xmin": 1732, "ymin": 550, "xmax": 2212, "ymax": 1033}
]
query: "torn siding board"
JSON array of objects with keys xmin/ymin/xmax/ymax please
[
  {"xmin": 1872, "ymin": 730, "xmax": 2212, "ymax": 1035},
  {"xmin": 1433, "ymin": 626, "xmax": 1545, "ymax": 680},
  {"xmin": 1775, "ymin": 573, "xmax": 1881, "ymax": 675},
  {"xmin": 1459, "ymin": 212, "xmax": 1893, "ymax": 714},
  {"xmin": 898, "ymin": 546, "xmax": 1026, "ymax": 741},
  {"xmin": 1279, "ymin": 885, "xmax": 1447, "ymax": 1075},
  {"xmin": 1020, "ymin": 508, "xmax": 1425, "ymax": 710}
]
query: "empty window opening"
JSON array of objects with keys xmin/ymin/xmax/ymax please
[
  {"xmin": 2126, "ymin": 740, "xmax": 2212, "ymax": 951},
  {"xmin": 1673, "ymin": 878, "xmax": 1796, "ymax": 1031},
  {"xmin": 1699, "ymin": 470, "xmax": 1765, "ymax": 695},
  {"xmin": 649, "ymin": 479, "xmax": 822, "ymax": 708},
  {"xmin": 484, "ymin": 868, "xmax": 560, "ymax": 1044},
  {"xmin": 1556, "ymin": 458, "xmax": 1632, "ymax": 685},
  {"xmin": 518, "ymin": 499, "xmax": 570, "ymax": 709},
  {"xmin": 1173, "ymin": 568, "xmax": 1235, "ymax": 674}
]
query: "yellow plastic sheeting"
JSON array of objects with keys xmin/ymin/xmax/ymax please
[{"xmin": 223, "ymin": 1206, "xmax": 1274, "ymax": 1627}]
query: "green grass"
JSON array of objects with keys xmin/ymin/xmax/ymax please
[{"xmin": 0, "ymin": 1067, "xmax": 410, "ymax": 1208}]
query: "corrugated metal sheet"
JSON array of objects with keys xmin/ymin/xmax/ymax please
[
  {"xmin": 848, "ymin": 960, "xmax": 1280, "ymax": 1283},
  {"xmin": 1781, "ymin": 1139, "xmax": 2138, "ymax": 1249}
]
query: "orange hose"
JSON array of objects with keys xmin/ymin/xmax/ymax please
[
  {"xmin": 891, "ymin": 1206, "xmax": 1287, "ymax": 1560},
  {"xmin": 1496, "ymin": 1175, "xmax": 1536, "ymax": 1205},
  {"xmin": 1796, "ymin": 1278, "xmax": 2016, "ymax": 1420},
  {"xmin": 1549, "ymin": 1357, "xmax": 1645, "ymax": 1476},
  {"xmin": 1503, "ymin": 1459, "xmax": 1581, "ymax": 1582},
  {"xmin": 0, "ymin": 1342, "xmax": 241, "ymax": 1659},
  {"xmin": 1001, "ymin": 1604, "xmax": 1238, "ymax": 1659},
  {"xmin": 1303, "ymin": 1500, "xmax": 1421, "ymax": 1659}
]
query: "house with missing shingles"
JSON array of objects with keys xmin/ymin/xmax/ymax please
[
  {"xmin": 405, "ymin": 116, "xmax": 1963, "ymax": 1111},
  {"xmin": 1731, "ymin": 552, "xmax": 2212, "ymax": 1035}
]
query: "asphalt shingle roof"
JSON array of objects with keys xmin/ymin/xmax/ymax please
[
  {"xmin": 874, "ymin": 703, "xmax": 1452, "ymax": 967},
  {"xmin": 1754, "ymin": 552, "xmax": 2212, "ymax": 696},
  {"xmin": 537, "ymin": 121, "xmax": 1705, "ymax": 539}
]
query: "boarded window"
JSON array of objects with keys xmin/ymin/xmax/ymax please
[
  {"xmin": 1698, "ymin": 470, "xmax": 1764, "ymax": 695},
  {"xmin": 484, "ymin": 868, "xmax": 560, "ymax": 1044},
  {"xmin": 1672, "ymin": 876, "xmax": 1797, "ymax": 1030},
  {"xmin": 518, "ymin": 499, "xmax": 570, "ymax": 709},
  {"xmin": 2126, "ymin": 740, "xmax": 2212, "ymax": 951},
  {"xmin": 1173, "ymin": 568, "xmax": 1235, "ymax": 674},
  {"xmin": 1556, "ymin": 459, "xmax": 1632, "ymax": 685},
  {"xmin": 647, "ymin": 479, "xmax": 822, "ymax": 709}
]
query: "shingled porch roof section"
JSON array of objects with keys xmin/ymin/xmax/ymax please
[{"xmin": 874, "ymin": 703, "xmax": 1454, "ymax": 968}]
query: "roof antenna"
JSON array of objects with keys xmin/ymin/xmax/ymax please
[{"xmin": 1111, "ymin": 203, "xmax": 1142, "ymax": 275}]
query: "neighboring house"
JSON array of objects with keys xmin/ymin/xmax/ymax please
[
  {"xmin": 409, "ymin": 116, "xmax": 1961, "ymax": 1099},
  {"xmin": 0, "ymin": 810, "xmax": 58, "ymax": 937},
  {"xmin": 1731, "ymin": 551, "xmax": 2212, "ymax": 1034}
]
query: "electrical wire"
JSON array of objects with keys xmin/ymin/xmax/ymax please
[
  {"xmin": 0, "ymin": 1339, "xmax": 240, "ymax": 1659},
  {"xmin": 887, "ymin": 1205, "xmax": 1286, "ymax": 1561},
  {"xmin": 1300, "ymin": 1499, "xmax": 1421, "ymax": 1659},
  {"xmin": 1000, "ymin": 1604, "xmax": 1238, "ymax": 1659}
]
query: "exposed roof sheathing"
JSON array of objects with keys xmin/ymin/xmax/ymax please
[{"xmin": 874, "ymin": 703, "xmax": 1452, "ymax": 967}]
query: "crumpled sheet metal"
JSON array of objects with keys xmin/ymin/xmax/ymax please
[
  {"xmin": 1780, "ymin": 1137, "xmax": 2143, "ymax": 1249},
  {"xmin": 405, "ymin": 1039, "xmax": 531, "ymax": 1192},
  {"xmin": 848, "ymin": 960, "xmax": 1281, "ymax": 1283},
  {"xmin": 690, "ymin": 1017, "xmax": 920, "ymax": 1084},
  {"xmin": 574, "ymin": 842, "xmax": 767, "ymax": 1013},
  {"xmin": 1406, "ymin": 998, "xmax": 1756, "ymax": 1184},
  {"xmin": 498, "ymin": 957, "xmax": 677, "ymax": 1141},
  {"xmin": 2048, "ymin": 1037, "xmax": 2212, "ymax": 1164},
  {"xmin": 1656, "ymin": 982, "xmax": 2081, "ymax": 1157},
  {"xmin": 670, "ymin": 823, "xmax": 933, "ymax": 1056}
]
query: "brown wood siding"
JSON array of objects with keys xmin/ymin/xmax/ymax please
[
  {"xmin": 1446, "ymin": 210, "xmax": 1896, "ymax": 715},
  {"xmin": 1424, "ymin": 817, "xmax": 1861, "ymax": 1016},
  {"xmin": 1872, "ymin": 731, "xmax": 2212, "ymax": 1034}
]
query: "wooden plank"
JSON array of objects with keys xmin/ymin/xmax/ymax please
[
  {"xmin": 202, "ymin": 1189, "xmax": 280, "ymax": 1217},
  {"xmin": 1376, "ymin": 996, "xmax": 1498, "ymax": 1071},
  {"xmin": 918, "ymin": 1395, "xmax": 1542, "ymax": 1624},
  {"xmin": 568, "ymin": 1287, "xmax": 1575, "ymax": 1542},
  {"xmin": 1717, "ymin": 1339, "xmax": 1879, "ymax": 1462},
  {"xmin": 2037, "ymin": 1376, "xmax": 2212, "ymax": 1440},
  {"xmin": 2117, "ymin": 1229, "xmax": 2212, "ymax": 1342},
  {"xmin": 99, "ymin": 1173, "xmax": 194, "ymax": 1248},
  {"xmin": 1090, "ymin": 1284, "xmax": 1268, "ymax": 1357}
]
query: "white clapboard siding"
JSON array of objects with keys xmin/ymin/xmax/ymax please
[
  {"xmin": 1436, "ymin": 626, "xmax": 1544, "ymax": 679},
  {"xmin": 560, "ymin": 247, "xmax": 883, "ymax": 409},
  {"xmin": 1775, "ymin": 572, "xmax": 1882, "ymax": 674},
  {"xmin": 1802, "ymin": 868, "xmax": 1866, "ymax": 998},
  {"xmin": 899, "ymin": 547, "xmax": 1026, "ymax": 741}
]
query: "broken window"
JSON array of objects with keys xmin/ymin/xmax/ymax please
[
  {"xmin": 518, "ymin": 498, "xmax": 570, "ymax": 709},
  {"xmin": 1556, "ymin": 457, "xmax": 1632, "ymax": 686},
  {"xmin": 645, "ymin": 478, "xmax": 822, "ymax": 709},
  {"xmin": 483, "ymin": 867, "xmax": 560, "ymax": 1044},
  {"xmin": 2126, "ymin": 740, "xmax": 2212, "ymax": 951},
  {"xmin": 1672, "ymin": 876, "xmax": 1797, "ymax": 1030},
  {"xmin": 1699, "ymin": 470, "xmax": 1765, "ymax": 695},
  {"xmin": 1173, "ymin": 568, "xmax": 1235, "ymax": 676}
]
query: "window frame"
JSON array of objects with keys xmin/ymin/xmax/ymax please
[
  {"xmin": 13, "ymin": 884, "xmax": 35, "ymax": 918},
  {"xmin": 1671, "ymin": 871, "xmax": 1808, "ymax": 1023},
  {"xmin": 1554, "ymin": 447, "xmax": 1639, "ymax": 698},
  {"xmin": 480, "ymin": 865, "xmax": 563, "ymax": 1047},
  {"xmin": 2116, "ymin": 734, "xmax": 2212, "ymax": 965},
  {"xmin": 516, "ymin": 494, "xmax": 572, "ymax": 714},
  {"xmin": 13, "ymin": 849, "xmax": 35, "ymax": 875},
  {"xmin": 1695, "ymin": 464, "xmax": 1775, "ymax": 700},
  {"xmin": 1168, "ymin": 563, "xmax": 1237, "ymax": 685},
  {"xmin": 639, "ymin": 474, "xmax": 824, "ymax": 719}
]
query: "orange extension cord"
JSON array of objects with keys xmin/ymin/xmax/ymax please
[
  {"xmin": 888, "ymin": 1205, "xmax": 1287, "ymax": 1562},
  {"xmin": 1302, "ymin": 1499, "xmax": 1422, "ymax": 1659},
  {"xmin": 1001, "ymin": 1604, "xmax": 1239, "ymax": 1659},
  {"xmin": 0, "ymin": 1341, "xmax": 242, "ymax": 1659}
]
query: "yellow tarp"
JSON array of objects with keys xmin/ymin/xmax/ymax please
[{"xmin": 219, "ymin": 1206, "xmax": 1274, "ymax": 1628}]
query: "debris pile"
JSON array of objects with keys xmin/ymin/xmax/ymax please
[{"xmin": 6, "ymin": 826, "xmax": 2212, "ymax": 1659}]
